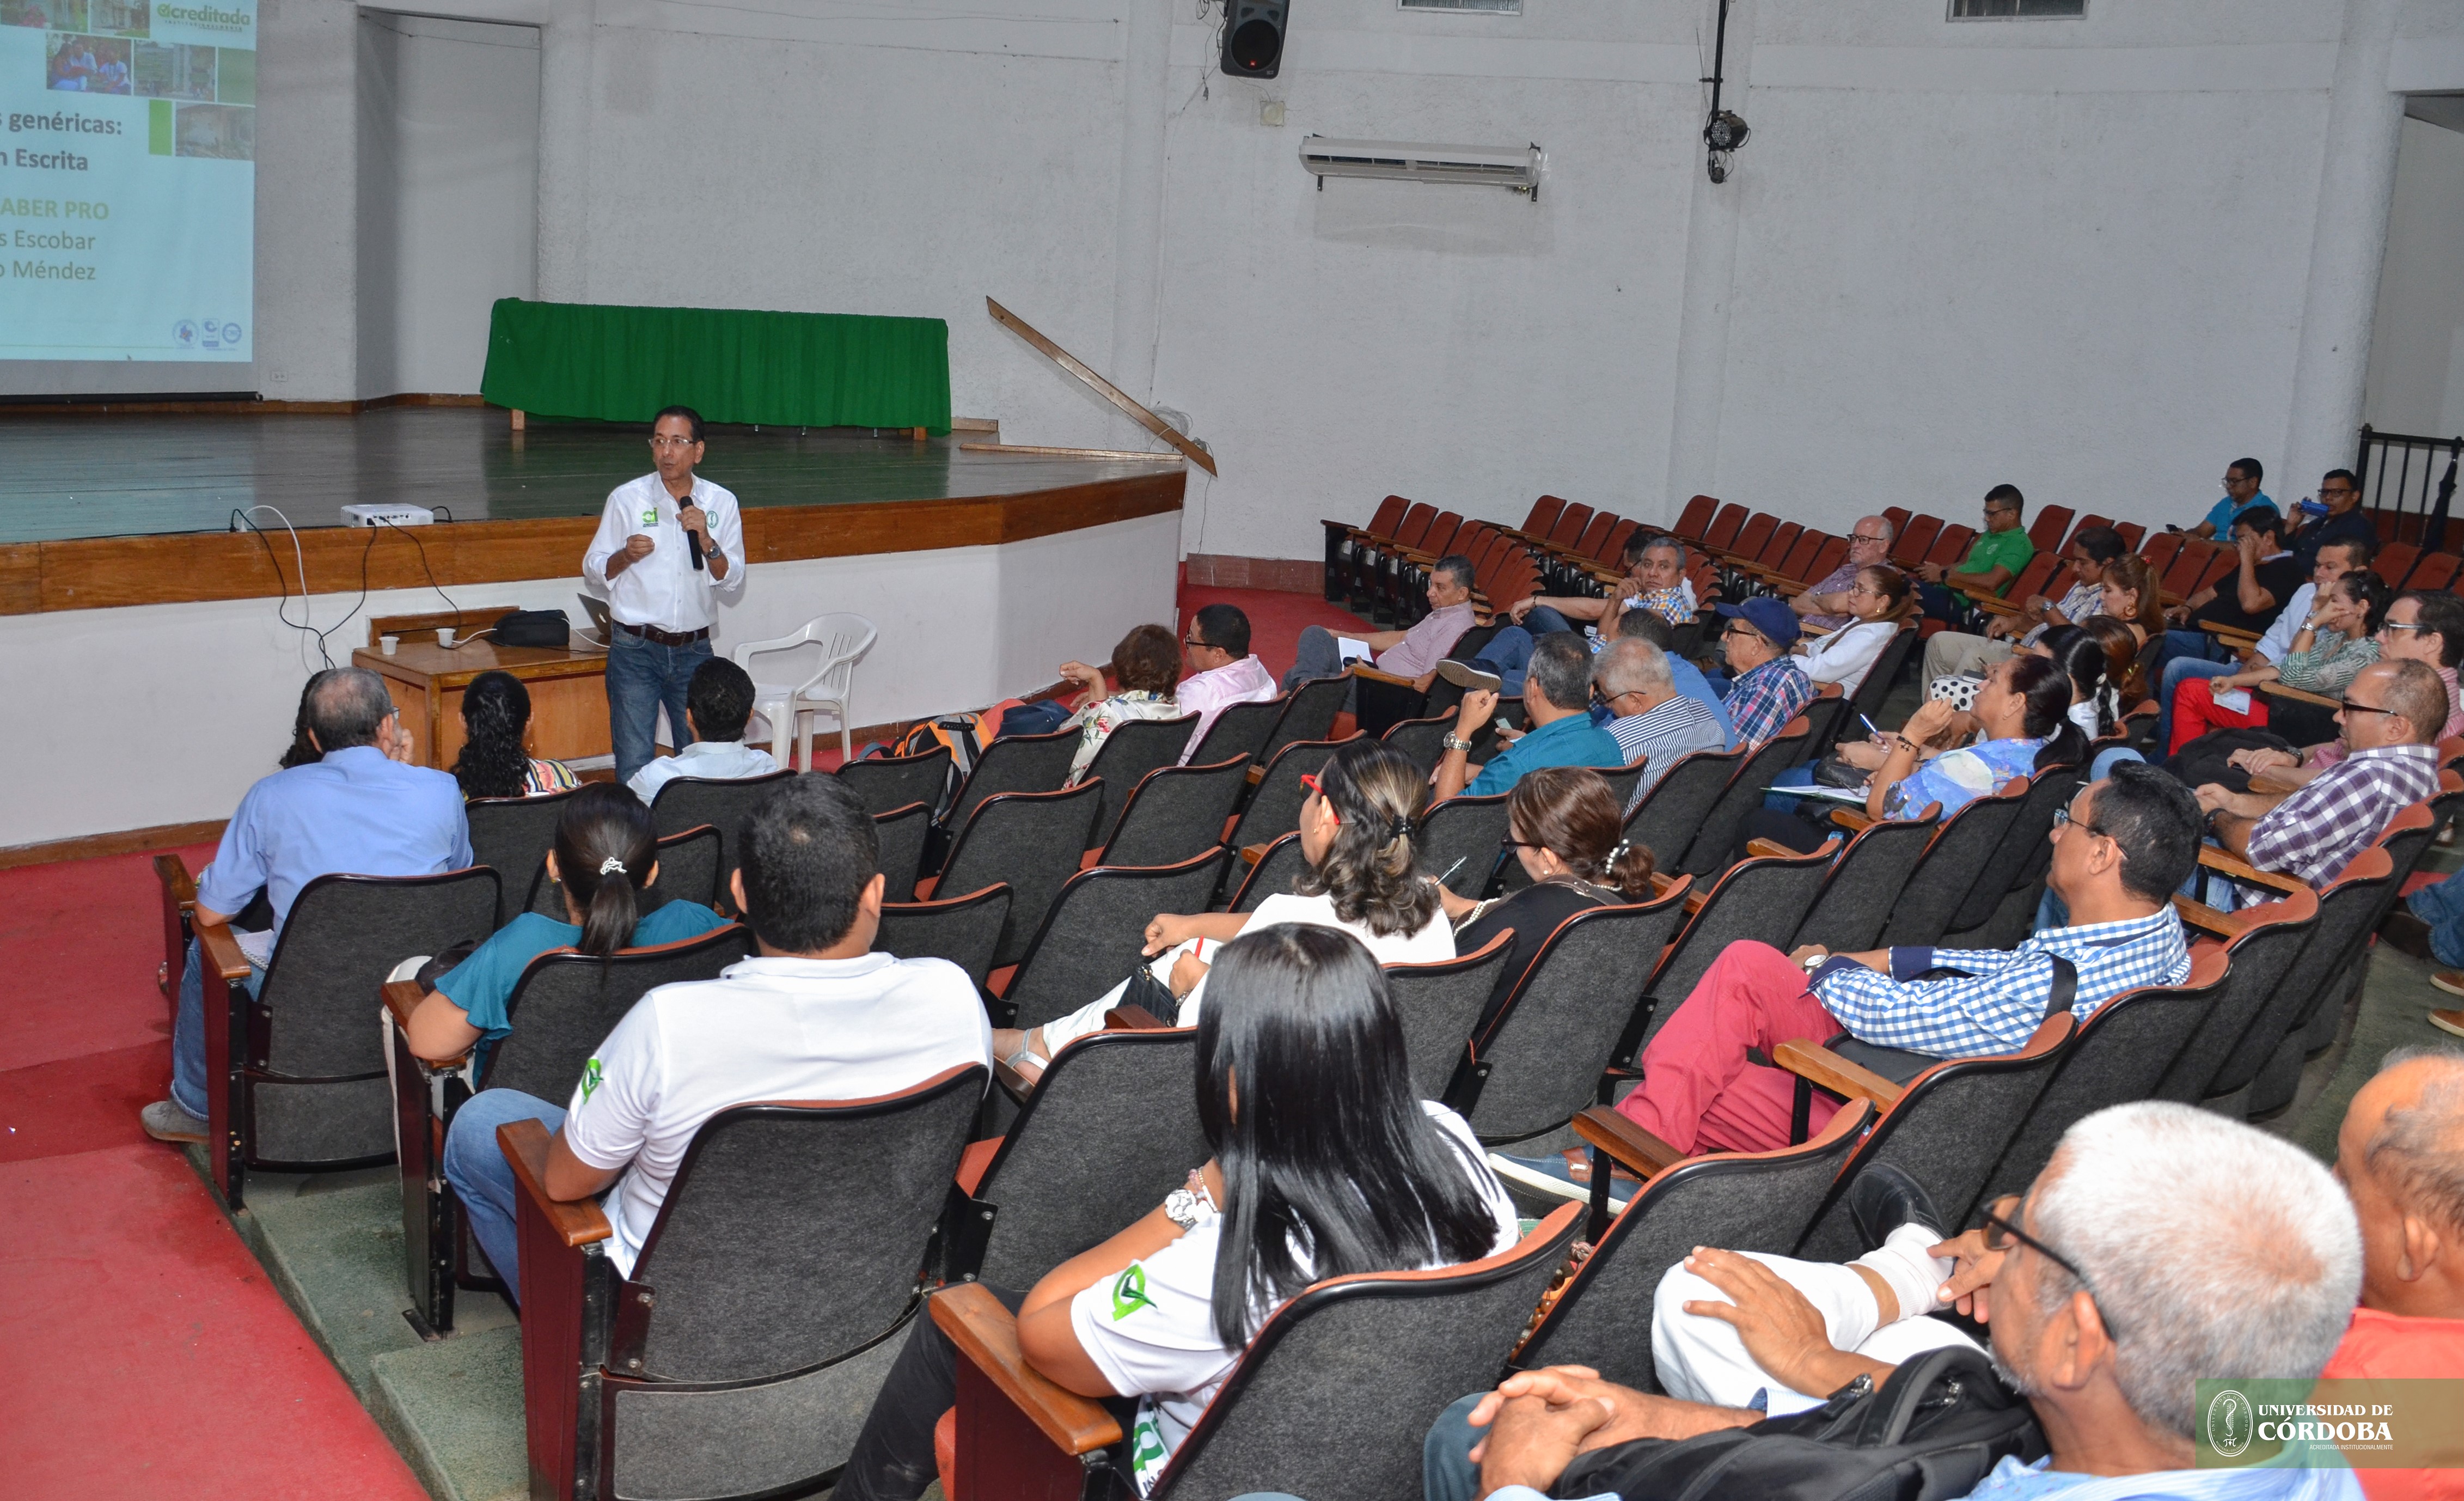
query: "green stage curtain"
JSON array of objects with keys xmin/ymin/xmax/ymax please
[{"xmin": 480, "ymin": 298, "xmax": 952, "ymax": 434}]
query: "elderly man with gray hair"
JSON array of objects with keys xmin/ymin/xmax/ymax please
[
  {"xmin": 1595, "ymin": 637, "xmax": 1726, "ymax": 803},
  {"xmin": 142, "ymin": 666, "xmax": 471, "ymax": 1145},
  {"xmin": 1432, "ymin": 1101, "xmax": 2367, "ymax": 1501}
]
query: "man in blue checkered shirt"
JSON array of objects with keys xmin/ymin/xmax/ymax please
[{"xmin": 1607, "ymin": 764, "xmax": 2202, "ymax": 1161}]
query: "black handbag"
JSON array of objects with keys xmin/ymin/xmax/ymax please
[
  {"xmin": 1118, "ymin": 957, "xmax": 1182, "ymax": 1024},
  {"xmin": 492, "ymin": 608, "xmax": 571, "ymax": 649}
]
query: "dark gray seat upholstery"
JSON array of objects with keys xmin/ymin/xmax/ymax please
[
  {"xmin": 517, "ymin": 1064, "xmax": 989, "ymax": 1501},
  {"xmin": 944, "ymin": 1029, "xmax": 1206, "ymax": 1289},
  {"xmin": 1941, "ymin": 761, "xmax": 2084, "ymax": 948},
  {"xmin": 526, "ymin": 823, "xmax": 722, "ymax": 918},
  {"xmin": 1231, "ymin": 735, "xmax": 1364, "ymax": 849},
  {"xmin": 1228, "ymin": 832, "xmax": 1308, "ymax": 913},
  {"xmin": 1259, "ymin": 675, "xmax": 1349, "ymax": 763},
  {"xmin": 1848, "ymin": 624, "xmax": 1919, "ymax": 729},
  {"xmin": 215, "ymin": 868, "xmax": 499, "ymax": 1208},
  {"xmin": 1874, "ymin": 777, "xmax": 2032, "ymax": 948},
  {"xmin": 1679, "ymin": 716, "xmax": 1811, "ymax": 875},
  {"xmin": 944, "ymin": 727, "xmax": 1081, "ymax": 841},
  {"xmin": 1786, "ymin": 810, "xmax": 1940, "ymax": 954},
  {"xmin": 1515, "ymin": 1101, "xmax": 1872, "ymax": 1392},
  {"xmin": 1387, "ymin": 933, "xmax": 1518, "ymax": 1101},
  {"xmin": 1381, "ymin": 711, "xmax": 1456, "ymax": 774},
  {"xmin": 1095, "ymin": 756, "xmax": 1251, "ymax": 869},
  {"xmin": 835, "ymin": 744, "xmax": 953, "ymax": 819},
  {"xmin": 1350, "ymin": 669, "xmax": 1430, "ymax": 738},
  {"xmin": 872, "ymin": 801, "xmax": 934, "ymax": 900},
  {"xmin": 1081, "ymin": 714, "xmax": 1200, "ymax": 849},
  {"xmin": 1795, "ymin": 690, "xmax": 1852, "ymax": 765},
  {"xmin": 1982, "ymin": 947, "xmax": 2229, "ymax": 1203},
  {"xmin": 1453, "ymin": 891, "xmax": 1693, "ymax": 1145},
  {"xmin": 1635, "ymin": 846, "xmax": 1835, "ymax": 1050},
  {"xmin": 999, "ymin": 849, "xmax": 1231, "ymax": 1032},
  {"xmin": 1141, "ymin": 1205, "xmax": 1583, "ymax": 1501},
  {"xmin": 1187, "ymin": 697, "xmax": 1286, "ymax": 768},
  {"xmin": 1621, "ymin": 746, "xmax": 1742, "ymax": 872},
  {"xmin": 877, "ymin": 884, "xmax": 1012, "ymax": 994},
  {"xmin": 395, "ymin": 923, "xmax": 751, "ymax": 1334},
  {"xmin": 934, "ymin": 780, "xmax": 1107, "ymax": 969},
  {"xmin": 650, "ymin": 769, "xmax": 798, "ymax": 906},
  {"xmin": 467, "ymin": 788, "xmax": 580, "ymax": 928},
  {"xmin": 2151, "ymin": 888, "xmax": 2317, "ymax": 1107},
  {"xmin": 1419, "ymin": 792, "xmax": 1512, "ymax": 898},
  {"xmin": 2209, "ymin": 847, "xmax": 2399, "ymax": 1118}
]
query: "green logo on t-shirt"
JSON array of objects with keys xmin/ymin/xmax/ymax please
[
  {"xmin": 1110, "ymin": 1264, "xmax": 1154, "ymax": 1322},
  {"xmin": 579, "ymin": 1058, "xmax": 603, "ymax": 1105},
  {"xmin": 640, "ymin": 507, "xmax": 659, "ymax": 527}
]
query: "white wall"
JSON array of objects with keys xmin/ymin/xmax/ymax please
[
  {"xmin": 2365, "ymin": 114, "xmax": 2464, "ymax": 436},
  {"xmin": 355, "ymin": 12, "xmax": 540, "ymax": 399},
  {"xmin": 0, "ymin": 510, "xmax": 1177, "ymax": 848}
]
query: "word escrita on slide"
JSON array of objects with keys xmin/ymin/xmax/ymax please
[{"xmin": 12, "ymin": 149, "xmax": 90, "ymax": 171}]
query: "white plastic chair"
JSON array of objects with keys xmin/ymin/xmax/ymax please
[{"xmin": 733, "ymin": 613, "xmax": 878, "ymax": 771}]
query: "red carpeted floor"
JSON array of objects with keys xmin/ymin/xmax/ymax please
[{"xmin": 0, "ymin": 843, "xmax": 428, "ymax": 1501}]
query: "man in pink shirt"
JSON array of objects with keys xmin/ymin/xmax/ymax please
[
  {"xmin": 1174, "ymin": 603, "xmax": 1280, "ymax": 761},
  {"xmin": 1282, "ymin": 554, "xmax": 1479, "ymax": 698}
]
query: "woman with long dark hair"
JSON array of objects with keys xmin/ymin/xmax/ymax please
[
  {"xmin": 1445, "ymin": 767, "xmax": 1654, "ymax": 1032},
  {"xmin": 403, "ymin": 782, "xmax": 728, "ymax": 1063},
  {"xmin": 2028, "ymin": 624, "xmax": 2122, "ymax": 741},
  {"xmin": 835, "ymin": 924, "xmax": 1520, "ymax": 1501},
  {"xmin": 997, "ymin": 737, "xmax": 1454, "ymax": 1077},
  {"xmin": 450, "ymin": 670, "xmax": 580, "ymax": 800}
]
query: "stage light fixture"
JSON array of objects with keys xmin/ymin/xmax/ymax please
[{"xmin": 1221, "ymin": 0, "xmax": 1288, "ymax": 81}]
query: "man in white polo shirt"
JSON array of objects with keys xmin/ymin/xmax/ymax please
[{"xmin": 442, "ymin": 774, "xmax": 989, "ymax": 1297}]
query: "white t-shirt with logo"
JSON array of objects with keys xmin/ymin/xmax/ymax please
[
  {"xmin": 1066, "ymin": 1102, "xmax": 1521, "ymax": 1494},
  {"xmin": 561, "ymin": 951, "xmax": 992, "ymax": 1276}
]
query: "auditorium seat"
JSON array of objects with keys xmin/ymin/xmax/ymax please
[
  {"xmin": 650, "ymin": 768, "xmax": 797, "ymax": 907},
  {"xmin": 835, "ymin": 743, "xmax": 954, "ymax": 820},
  {"xmin": 1379, "ymin": 706, "xmax": 1460, "ymax": 774},
  {"xmin": 503, "ymin": 1064, "xmax": 986, "ymax": 1501},
  {"xmin": 1414, "ymin": 790, "xmax": 1514, "ymax": 898},
  {"xmin": 1548, "ymin": 502, "xmax": 1594, "ymax": 551},
  {"xmin": 1702, "ymin": 503, "xmax": 1748, "ymax": 554},
  {"xmin": 523, "ymin": 821, "xmax": 721, "ymax": 918},
  {"xmin": 1677, "ymin": 715, "xmax": 1812, "ymax": 875},
  {"xmin": 1090, "ymin": 756, "xmax": 1251, "ymax": 869},
  {"xmin": 1888, "ymin": 513, "xmax": 1942, "ymax": 569},
  {"xmin": 940, "ymin": 727, "xmax": 1081, "ymax": 853},
  {"xmin": 1671, "ymin": 495, "xmax": 1719, "ymax": 543},
  {"xmin": 1778, "ymin": 805, "xmax": 1942, "ymax": 955},
  {"xmin": 928, "ymin": 780, "xmax": 1106, "ymax": 967},
  {"xmin": 1923, "ymin": 522, "xmax": 1978, "ymax": 570},
  {"xmin": 1639, "ymin": 844, "xmax": 1836, "ymax": 1041},
  {"xmin": 1075, "ymin": 713, "xmax": 1200, "ymax": 849},
  {"xmin": 2026, "ymin": 504, "xmax": 2075, "ymax": 553},
  {"xmin": 876, "ymin": 883, "xmax": 1012, "ymax": 994},
  {"xmin": 1384, "ymin": 933, "xmax": 1517, "ymax": 1100},
  {"xmin": 872, "ymin": 803, "xmax": 933, "ymax": 900},
  {"xmin": 2408, "ymin": 552, "xmax": 2462, "ymax": 593},
  {"xmin": 1942, "ymin": 764, "xmax": 2089, "ymax": 950},
  {"xmin": 387, "ymin": 923, "xmax": 751, "ymax": 1334},
  {"xmin": 1259, "ymin": 678, "xmax": 1350, "ymax": 766},
  {"xmin": 1620, "ymin": 745, "xmax": 1744, "ymax": 872},
  {"xmin": 2151, "ymin": 886, "xmax": 2317, "ymax": 1105},
  {"xmin": 1227, "ymin": 829, "xmax": 1307, "ymax": 913},
  {"xmin": 2373, "ymin": 540, "xmax": 2420, "ymax": 588},
  {"xmin": 1521, "ymin": 495, "xmax": 1566, "ymax": 538},
  {"xmin": 1184, "ymin": 696, "xmax": 1284, "ymax": 768},
  {"xmin": 931, "ymin": 1206, "xmax": 1580, "ymax": 1501},
  {"xmin": 1232, "ymin": 734, "xmax": 1362, "ymax": 849},
  {"xmin": 992, "ymin": 849, "xmax": 1229, "ymax": 1034},
  {"xmin": 1320, "ymin": 494, "xmax": 1409, "ymax": 604},
  {"xmin": 1845, "ymin": 774, "xmax": 2033, "ymax": 948},
  {"xmin": 466, "ymin": 787, "xmax": 582, "ymax": 929}
]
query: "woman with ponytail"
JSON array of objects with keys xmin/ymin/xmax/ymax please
[
  {"xmin": 995, "ymin": 739, "xmax": 1454, "ymax": 1082},
  {"xmin": 1445, "ymin": 766, "xmax": 1654, "ymax": 1033},
  {"xmin": 403, "ymin": 783, "xmax": 729, "ymax": 1063},
  {"xmin": 450, "ymin": 670, "xmax": 581, "ymax": 800}
]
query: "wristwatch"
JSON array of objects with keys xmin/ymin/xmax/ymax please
[
  {"xmin": 1441, "ymin": 731, "xmax": 1474, "ymax": 753},
  {"xmin": 1163, "ymin": 1170, "xmax": 1216, "ymax": 1230}
]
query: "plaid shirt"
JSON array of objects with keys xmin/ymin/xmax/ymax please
[
  {"xmin": 2020, "ymin": 579, "xmax": 2106, "ymax": 648},
  {"xmin": 1725, "ymin": 658, "xmax": 1813, "ymax": 747},
  {"xmin": 2244, "ymin": 742, "xmax": 2438, "ymax": 890},
  {"xmin": 1811, "ymin": 907, "xmax": 2192, "ymax": 1057}
]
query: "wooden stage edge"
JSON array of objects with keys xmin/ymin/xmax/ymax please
[{"xmin": 0, "ymin": 469, "xmax": 1184, "ymax": 618}]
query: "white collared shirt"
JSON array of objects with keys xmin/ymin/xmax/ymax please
[
  {"xmin": 626, "ymin": 739, "xmax": 780, "ymax": 805},
  {"xmin": 583, "ymin": 472, "xmax": 748, "ymax": 633}
]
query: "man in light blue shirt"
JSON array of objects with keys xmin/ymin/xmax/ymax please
[
  {"xmin": 143, "ymin": 667, "xmax": 469, "ymax": 1144},
  {"xmin": 2193, "ymin": 457, "xmax": 2273, "ymax": 540},
  {"xmin": 626, "ymin": 657, "xmax": 779, "ymax": 803}
]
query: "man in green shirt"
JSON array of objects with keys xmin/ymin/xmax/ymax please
[{"xmin": 1915, "ymin": 484, "xmax": 2035, "ymax": 623}]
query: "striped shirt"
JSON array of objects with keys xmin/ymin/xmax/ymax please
[
  {"xmin": 1811, "ymin": 907, "xmax": 2192, "ymax": 1057},
  {"xmin": 2244, "ymin": 742, "xmax": 2438, "ymax": 892},
  {"xmin": 1726, "ymin": 658, "xmax": 1814, "ymax": 747},
  {"xmin": 1606, "ymin": 695, "xmax": 1727, "ymax": 801}
]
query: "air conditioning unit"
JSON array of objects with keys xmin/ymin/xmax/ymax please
[{"xmin": 1298, "ymin": 137, "xmax": 1544, "ymax": 199}]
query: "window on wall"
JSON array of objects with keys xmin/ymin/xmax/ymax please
[
  {"xmin": 1950, "ymin": 0, "xmax": 2084, "ymax": 16},
  {"xmin": 1401, "ymin": 0, "xmax": 1523, "ymax": 13}
]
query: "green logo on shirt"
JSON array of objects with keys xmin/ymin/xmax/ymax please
[
  {"xmin": 1110, "ymin": 1264, "xmax": 1154, "ymax": 1321},
  {"xmin": 579, "ymin": 1058, "xmax": 603, "ymax": 1105},
  {"xmin": 640, "ymin": 507, "xmax": 658, "ymax": 527}
]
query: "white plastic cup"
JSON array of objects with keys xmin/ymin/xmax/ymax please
[
  {"xmin": 380, "ymin": 634, "xmax": 400, "ymax": 656},
  {"xmin": 437, "ymin": 627, "xmax": 457, "ymax": 647}
]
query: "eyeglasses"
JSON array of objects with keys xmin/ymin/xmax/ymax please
[
  {"xmin": 1182, "ymin": 637, "xmax": 1213, "ymax": 651},
  {"xmin": 2050, "ymin": 804, "xmax": 2124, "ymax": 857},
  {"xmin": 2381, "ymin": 621, "xmax": 2428, "ymax": 633},
  {"xmin": 1299, "ymin": 772, "xmax": 1341, "ymax": 822},
  {"xmin": 1979, "ymin": 1194, "xmax": 2123, "ymax": 1342},
  {"xmin": 649, "ymin": 436, "xmax": 700, "ymax": 450},
  {"xmin": 2337, "ymin": 699, "xmax": 2398, "ymax": 718},
  {"xmin": 1850, "ymin": 532, "xmax": 1891, "ymax": 545},
  {"xmin": 2320, "ymin": 487, "xmax": 2357, "ymax": 498}
]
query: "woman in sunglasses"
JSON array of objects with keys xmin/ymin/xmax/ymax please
[{"xmin": 994, "ymin": 738, "xmax": 1454, "ymax": 1081}]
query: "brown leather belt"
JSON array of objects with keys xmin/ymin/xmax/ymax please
[{"xmin": 615, "ymin": 621, "xmax": 711, "ymax": 647}]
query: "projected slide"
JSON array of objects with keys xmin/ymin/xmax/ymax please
[{"xmin": 0, "ymin": 0, "xmax": 253, "ymax": 362}]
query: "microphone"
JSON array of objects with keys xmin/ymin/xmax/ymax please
[{"xmin": 678, "ymin": 495, "xmax": 705, "ymax": 572}]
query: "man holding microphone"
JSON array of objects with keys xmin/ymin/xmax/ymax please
[{"xmin": 584, "ymin": 405, "xmax": 747, "ymax": 786}]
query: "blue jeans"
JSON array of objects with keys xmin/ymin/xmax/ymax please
[
  {"xmin": 443, "ymin": 1088, "xmax": 567, "ymax": 1303},
  {"xmin": 606, "ymin": 628, "xmax": 712, "ymax": 786},
  {"xmin": 1764, "ymin": 761, "xmax": 1818, "ymax": 813},
  {"xmin": 1423, "ymin": 1394, "xmax": 1488, "ymax": 1501},
  {"xmin": 2408, "ymin": 870, "xmax": 2464, "ymax": 968},
  {"xmin": 170, "ymin": 935, "xmax": 265, "ymax": 1119},
  {"xmin": 1468, "ymin": 607, "xmax": 1581, "ymax": 695},
  {"xmin": 2090, "ymin": 746, "xmax": 2145, "ymax": 780},
  {"xmin": 2155, "ymin": 651, "xmax": 2237, "ymax": 752}
]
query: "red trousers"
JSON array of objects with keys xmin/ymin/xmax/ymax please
[
  {"xmin": 2167, "ymin": 675, "xmax": 2269, "ymax": 754},
  {"xmin": 1616, "ymin": 941, "xmax": 1846, "ymax": 1155}
]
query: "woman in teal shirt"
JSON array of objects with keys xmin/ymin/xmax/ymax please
[{"xmin": 404, "ymin": 783, "xmax": 728, "ymax": 1064}]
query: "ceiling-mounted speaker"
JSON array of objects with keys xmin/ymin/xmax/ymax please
[{"xmin": 1221, "ymin": 0, "xmax": 1288, "ymax": 80}]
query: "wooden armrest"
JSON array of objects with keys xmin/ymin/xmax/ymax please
[
  {"xmin": 195, "ymin": 922, "xmax": 251, "ymax": 982},
  {"xmin": 1828, "ymin": 807, "xmax": 1874, "ymax": 832},
  {"xmin": 1969, "ymin": 596, "xmax": 2021, "ymax": 618},
  {"xmin": 1246, "ymin": 764, "xmax": 1265, "ymax": 786},
  {"xmin": 382, "ymin": 979, "xmax": 425, "ymax": 1034},
  {"xmin": 2258, "ymin": 681, "xmax": 2339, "ymax": 709},
  {"xmin": 1682, "ymin": 886, "xmax": 1709, "ymax": 914},
  {"xmin": 2196, "ymin": 844, "xmax": 2306, "ymax": 894},
  {"xmin": 1648, "ymin": 870, "xmax": 1677, "ymax": 898},
  {"xmin": 1240, "ymin": 841, "xmax": 1269, "ymax": 868},
  {"xmin": 932, "ymin": 1284, "xmax": 1123, "ymax": 1456},
  {"xmin": 1744, "ymin": 837, "xmax": 1799, "ymax": 860},
  {"xmin": 2248, "ymin": 766, "xmax": 2306, "ymax": 796},
  {"xmin": 1573, "ymin": 1105, "xmax": 1686, "ymax": 1179},
  {"xmin": 498, "ymin": 1116, "xmax": 611, "ymax": 1248},
  {"xmin": 154, "ymin": 852, "xmax": 197, "ymax": 908},
  {"xmin": 2170, "ymin": 893, "xmax": 2255, "ymax": 937},
  {"xmin": 1387, "ymin": 546, "xmax": 1437, "ymax": 565},
  {"xmin": 2207, "ymin": 625, "xmax": 2261, "ymax": 649},
  {"xmin": 1104, "ymin": 1004, "xmax": 1170, "ymax": 1030},
  {"xmin": 1350, "ymin": 665, "xmax": 1420, "ymax": 688},
  {"xmin": 1770, "ymin": 1038, "xmax": 1904, "ymax": 1109}
]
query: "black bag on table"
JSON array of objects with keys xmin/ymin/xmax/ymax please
[
  {"xmin": 492, "ymin": 608, "xmax": 571, "ymax": 649},
  {"xmin": 1548, "ymin": 1345, "xmax": 2044, "ymax": 1501}
]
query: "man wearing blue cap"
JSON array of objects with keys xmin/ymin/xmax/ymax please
[{"xmin": 1713, "ymin": 596, "xmax": 1814, "ymax": 746}]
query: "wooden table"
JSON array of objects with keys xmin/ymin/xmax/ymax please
[{"xmin": 354, "ymin": 636, "xmax": 612, "ymax": 771}]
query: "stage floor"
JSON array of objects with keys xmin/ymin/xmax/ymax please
[{"xmin": 0, "ymin": 406, "xmax": 1179, "ymax": 545}]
